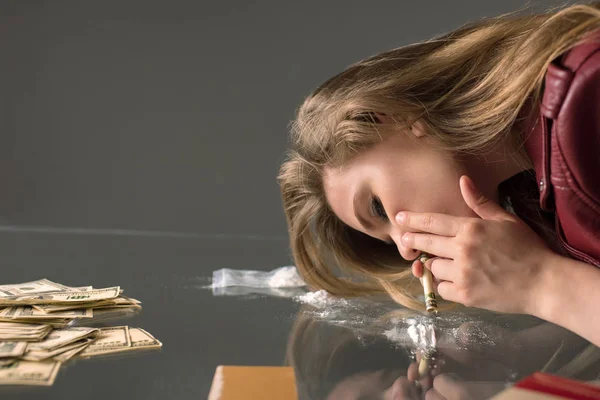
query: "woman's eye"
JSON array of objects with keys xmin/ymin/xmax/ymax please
[{"xmin": 370, "ymin": 196, "xmax": 388, "ymax": 221}]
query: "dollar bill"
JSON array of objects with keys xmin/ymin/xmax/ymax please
[
  {"xmin": 27, "ymin": 327, "xmax": 98, "ymax": 351},
  {"xmin": 0, "ymin": 322, "xmax": 52, "ymax": 341},
  {"xmin": 0, "ymin": 360, "xmax": 61, "ymax": 386},
  {"xmin": 0, "ymin": 335, "xmax": 47, "ymax": 342},
  {"xmin": 0, "ymin": 323, "xmax": 50, "ymax": 334},
  {"xmin": 0, "ymin": 287, "xmax": 120, "ymax": 305},
  {"xmin": 0, "ymin": 314, "xmax": 72, "ymax": 327},
  {"xmin": 22, "ymin": 338, "xmax": 95, "ymax": 362},
  {"xmin": 129, "ymin": 328, "xmax": 162, "ymax": 349},
  {"xmin": 52, "ymin": 339, "xmax": 92, "ymax": 362},
  {"xmin": 0, "ymin": 359, "xmax": 15, "ymax": 367},
  {"xmin": 93, "ymin": 304, "xmax": 141, "ymax": 311},
  {"xmin": 87, "ymin": 306, "xmax": 141, "ymax": 322},
  {"xmin": 78, "ymin": 326, "xmax": 131, "ymax": 357},
  {"xmin": 0, "ymin": 334, "xmax": 49, "ymax": 342},
  {"xmin": 0, "ymin": 342, "xmax": 28, "ymax": 358},
  {"xmin": 0, "ymin": 279, "xmax": 72, "ymax": 298},
  {"xmin": 0, "ymin": 278, "xmax": 161, "ymax": 386},
  {"xmin": 0, "ymin": 325, "xmax": 161, "ymax": 384},
  {"xmin": 123, "ymin": 296, "xmax": 141, "ymax": 305},
  {"xmin": 33, "ymin": 296, "xmax": 141, "ymax": 313},
  {"xmin": 72, "ymin": 327, "xmax": 162, "ymax": 359},
  {"xmin": 0, "ymin": 306, "xmax": 93, "ymax": 319}
]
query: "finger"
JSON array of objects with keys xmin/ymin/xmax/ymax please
[
  {"xmin": 426, "ymin": 258, "xmax": 455, "ymax": 283},
  {"xmin": 430, "ymin": 359, "xmax": 443, "ymax": 377},
  {"xmin": 412, "ymin": 259, "xmax": 424, "ymax": 279},
  {"xmin": 396, "ymin": 211, "xmax": 463, "ymax": 236},
  {"xmin": 420, "ymin": 374, "xmax": 434, "ymax": 392},
  {"xmin": 408, "ymin": 361, "xmax": 419, "ymax": 381},
  {"xmin": 425, "ymin": 388, "xmax": 446, "ymax": 400},
  {"xmin": 436, "ymin": 281, "xmax": 459, "ymax": 303},
  {"xmin": 389, "ymin": 376, "xmax": 421, "ymax": 399},
  {"xmin": 402, "ymin": 233, "xmax": 455, "ymax": 259},
  {"xmin": 460, "ymin": 175, "xmax": 514, "ymax": 222}
]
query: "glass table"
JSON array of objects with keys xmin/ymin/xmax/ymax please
[{"xmin": 1, "ymin": 231, "xmax": 598, "ymax": 399}]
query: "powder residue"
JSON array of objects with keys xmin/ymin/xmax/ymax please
[
  {"xmin": 383, "ymin": 326, "xmax": 405, "ymax": 343},
  {"xmin": 385, "ymin": 322, "xmax": 436, "ymax": 350},
  {"xmin": 294, "ymin": 290, "xmax": 349, "ymax": 308},
  {"xmin": 407, "ymin": 325, "xmax": 420, "ymax": 344},
  {"xmin": 267, "ymin": 266, "xmax": 306, "ymax": 288},
  {"xmin": 452, "ymin": 323, "xmax": 497, "ymax": 348}
]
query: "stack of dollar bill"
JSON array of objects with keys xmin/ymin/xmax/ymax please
[{"xmin": 0, "ymin": 279, "xmax": 162, "ymax": 386}]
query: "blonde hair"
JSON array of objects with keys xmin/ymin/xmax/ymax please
[{"xmin": 278, "ymin": 2, "xmax": 600, "ymax": 309}]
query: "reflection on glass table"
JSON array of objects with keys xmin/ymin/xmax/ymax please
[{"xmin": 284, "ymin": 296, "xmax": 600, "ymax": 400}]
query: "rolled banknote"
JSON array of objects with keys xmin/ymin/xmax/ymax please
[{"xmin": 418, "ymin": 253, "xmax": 438, "ymax": 313}]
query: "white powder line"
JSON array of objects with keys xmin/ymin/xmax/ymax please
[
  {"xmin": 0, "ymin": 224, "xmax": 287, "ymax": 241},
  {"xmin": 385, "ymin": 322, "xmax": 437, "ymax": 350},
  {"xmin": 295, "ymin": 290, "xmax": 349, "ymax": 308}
]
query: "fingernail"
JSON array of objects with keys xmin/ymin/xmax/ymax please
[
  {"xmin": 402, "ymin": 233, "xmax": 411, "ymax": 243},
  {"xmin": 396, "ymin": 212, "xmax": 405, "ymax": 224}
]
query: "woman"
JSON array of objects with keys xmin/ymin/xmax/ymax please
[{"xmin": 278, "ymin": 2, "xmax": 600, "ymax": 346}]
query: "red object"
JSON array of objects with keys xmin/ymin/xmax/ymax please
[
  {"xmin": 515, "ymin": 372, "xmax": 600, "ymax": 399},
  {"xmin": 519, "ymin": 27, "xmax": 600, "ymax": 267}
]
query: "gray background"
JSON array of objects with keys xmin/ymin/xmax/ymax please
[{"xmin": 0, "ymin": 0, "xmax": 574, "ymax": 398}]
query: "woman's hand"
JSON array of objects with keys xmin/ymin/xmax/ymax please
[{"xmin": 395, "ymin": 175, "xmax": 558, "ymax": 315}]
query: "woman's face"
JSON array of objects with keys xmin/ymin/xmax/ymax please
[{"xmin": 323, "ymin": 122, "xmax": 483, "ymax": 261}]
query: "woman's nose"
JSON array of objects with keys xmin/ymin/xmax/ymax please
[{"xmin": 390, "ymin": 230, "xmax": 421, "ymax": 261}]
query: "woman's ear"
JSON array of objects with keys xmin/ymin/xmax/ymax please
[
  {"xmin": 374, "ymin": 113, "xmax": 428, "ymax": 138},
  {"xmin": 410, "ymin": 119, "xmax": 428, "ymax": 138}
]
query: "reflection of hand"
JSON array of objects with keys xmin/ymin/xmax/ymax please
[
  {"xmin": 406, "ymin": 350, "xmax": 437, "ymax": 392},
  {"xmin": 425, "ymin": 374, "xmax": 507, "ymax": 400},
  {"xmin": 406, "ymin": 354, "xmax": 506, "ymax": 399},
  {"xmin": 384, "ymin": 375, "xmax": 424, "ymax": 400}
]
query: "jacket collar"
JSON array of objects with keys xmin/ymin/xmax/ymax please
[
  {"xmin": 519, "ymin": 27, "xmax": 600, "ymax": 211},
  {"xmin": 519, "ymin": 62, "xmax": 574, "ymax": 211}
]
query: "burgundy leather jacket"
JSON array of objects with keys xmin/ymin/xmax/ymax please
[{"xmin": 519, "ymin": 28, "xmax": 600, "ymax": 267}]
